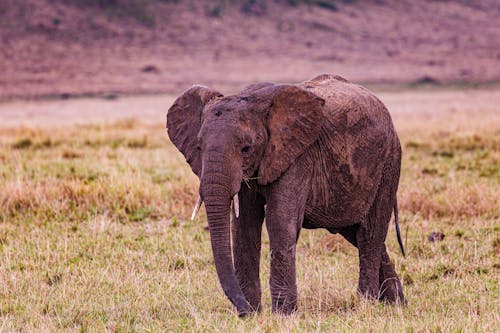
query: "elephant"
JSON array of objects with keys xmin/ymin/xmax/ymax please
[{"xmin": 166, "ymin": 74, "xmax": 406, "ymax": 316}]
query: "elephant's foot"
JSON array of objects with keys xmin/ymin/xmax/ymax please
[
  {"xmin": 245, "ymin": 295, "xmax": 262, "ymax": 313},
  {"xmin": 357, "ymin": 247, "xmax": 383, "ymax": 300},
  {"xmin": 378, "ymin": 277, "xmax": 406, "ymax": 305},
  {"xmin": 239, "ymin": 280, "xmax": 262, "ymax": 312},
  {"xmin": 271, "ymin": 295, "xmax": 297, "ymax": 315},
  {"xmin": 378, "ymin": 252, "xmax": 407, "ymax": 305},
  {"xmin": 357, "ymin": 280, "xmax": 380, "ymax": 300}
]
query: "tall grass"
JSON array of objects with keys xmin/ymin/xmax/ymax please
[{"xmin": 0, "ymin": 88, "xmax": 499, "ymax": 331}]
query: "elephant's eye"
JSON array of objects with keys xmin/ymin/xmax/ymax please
[
  {"xmin": 196, "ymin": 145, "xmax": 201, "ymax": 151},
  {"xmin": 241, "ymin": 146, "xmax": 251, "ymax": 153}
]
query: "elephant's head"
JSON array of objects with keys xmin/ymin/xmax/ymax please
[{"xmin": 166, "ymin": 83, "xmax": 325, "ymax": 315}]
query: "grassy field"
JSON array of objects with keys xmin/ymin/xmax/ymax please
[{"xmin": 0, "ymin": 87, "xmax": 499, "ymax": 331}]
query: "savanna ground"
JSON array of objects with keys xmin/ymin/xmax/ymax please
[{"xmin": 0, "ymin": 86, "xmax": 499, "ymax": 331}]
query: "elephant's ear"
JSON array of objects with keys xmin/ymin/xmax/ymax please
[
  {"xmin": 167, "ymin": 85, "xmax": 223, "ymax": 177},
  {"xmin": 258, "ymin": 85, "xmax": 325, "ymax": 185}
]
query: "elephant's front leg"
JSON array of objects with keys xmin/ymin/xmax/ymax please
[
  {"xmin": 232, "ymin": 185, "xmax": 265, "ymax": 311},
  {"xmin": 265, "ymin": 168, "xmax": 310, "ymax": 314}
]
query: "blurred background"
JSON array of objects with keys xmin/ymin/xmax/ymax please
[{"xmin": 1, "ymin": 0, "xmax": 499, "ymax": 100}]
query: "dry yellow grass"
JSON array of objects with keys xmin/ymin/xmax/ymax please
[{"xmin": 0, "ymin": 87, "xmax": 499, "ymax": 331}]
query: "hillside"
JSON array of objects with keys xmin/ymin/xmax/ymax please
[{"xmin": 1, "ymin": 0, "xmax": 499, "ymax": 100}]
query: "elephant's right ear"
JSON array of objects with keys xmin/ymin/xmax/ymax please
[{"xmin": 167, "ymin": 85, "xmax": 223, "ymax": 177}]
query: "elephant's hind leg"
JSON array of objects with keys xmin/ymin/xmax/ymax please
[
  {"xmin": 339, "ymin": 222, "xmax": 405, "ymax": 303},
  {"xmin": 338, "ymin": 225, "xmax": 383, "ymax": 298},
  {"xmin": 340, "ymin": 227, "xmax": 405, "ymax": 304},
  {"xmin": 342, "ymin": 183, "xmax": 395, "ymax": 299},
  {"xmin": 356, "ymin": 222, "xmax": 385, "ymax": 300},
  {"xmin": 354, "ymin": 139, "xmax": 403, "ymax": 299}
]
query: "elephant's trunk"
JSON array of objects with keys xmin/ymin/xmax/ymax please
[{"xmin": 200, "ymin": 163, "xmax": 250, "ymax": 316}]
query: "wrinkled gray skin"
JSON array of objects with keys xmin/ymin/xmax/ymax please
[{"xmin": 167, "ymin": 74, "xmax": 406, "ymax": 316}]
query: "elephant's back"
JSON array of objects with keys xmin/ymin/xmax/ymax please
[
  {"xmin": 299, "ymin": 74, "xmax": 392, "ymax": 129},
  {"xmin": 299, "ymin": 74, "xmax": 396, "ymax": 148},
  {"xmin": 300, "ymin": 74, "xmax": 400, "ymax": 224}
]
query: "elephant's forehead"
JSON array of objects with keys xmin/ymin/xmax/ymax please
[
  {"xmin": 199, "ymin": 116, "xmax": 257, "ymax": 142},
  {"xmin": 202, "ymin": 98, "xmax": 254, "ymax": 123},
  {"xmin": 206, "ymin": 97, "xmax": 245, "ymax": 112}
]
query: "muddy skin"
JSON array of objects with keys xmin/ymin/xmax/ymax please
[{"xmin": 167, "ymin": 74, "xmax": 406, "ymax": 316}]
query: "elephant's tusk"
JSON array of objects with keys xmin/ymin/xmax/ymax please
[
  {"xmin": 229, "ymin": 200, "xmax": 235, "ymax": 224},
  {"xmin": 233, "ymin": 194, "xmax": 239, "ymax": 218},
  {"xmin": 191, "ymin": 196, "xmax": 202, "ymax": 221},
  {"xmin": 230, "ymin": 201, "xmax": 234, "ymax": 223}
]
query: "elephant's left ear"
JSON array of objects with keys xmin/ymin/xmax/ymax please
[
  {"xmin": 258, "ymin": 85, "xmax": 325, "ymax": 185},
  {"xmin": 167, "ymin": 85, "xmax": 223, "ymax": 177}
]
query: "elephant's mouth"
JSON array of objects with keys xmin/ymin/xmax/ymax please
[{"xmin": 242, "ymin": 166, "xmax": 259, "ymax": 184}]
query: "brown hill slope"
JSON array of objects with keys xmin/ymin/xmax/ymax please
[{"xmin": 1, "ymin": 0, "xmax": 499, "ymax": 100}]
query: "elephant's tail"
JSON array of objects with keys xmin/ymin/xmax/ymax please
[{"xmin": 394, "ymin": 198, "xmax": 406, "ymax": 257}]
